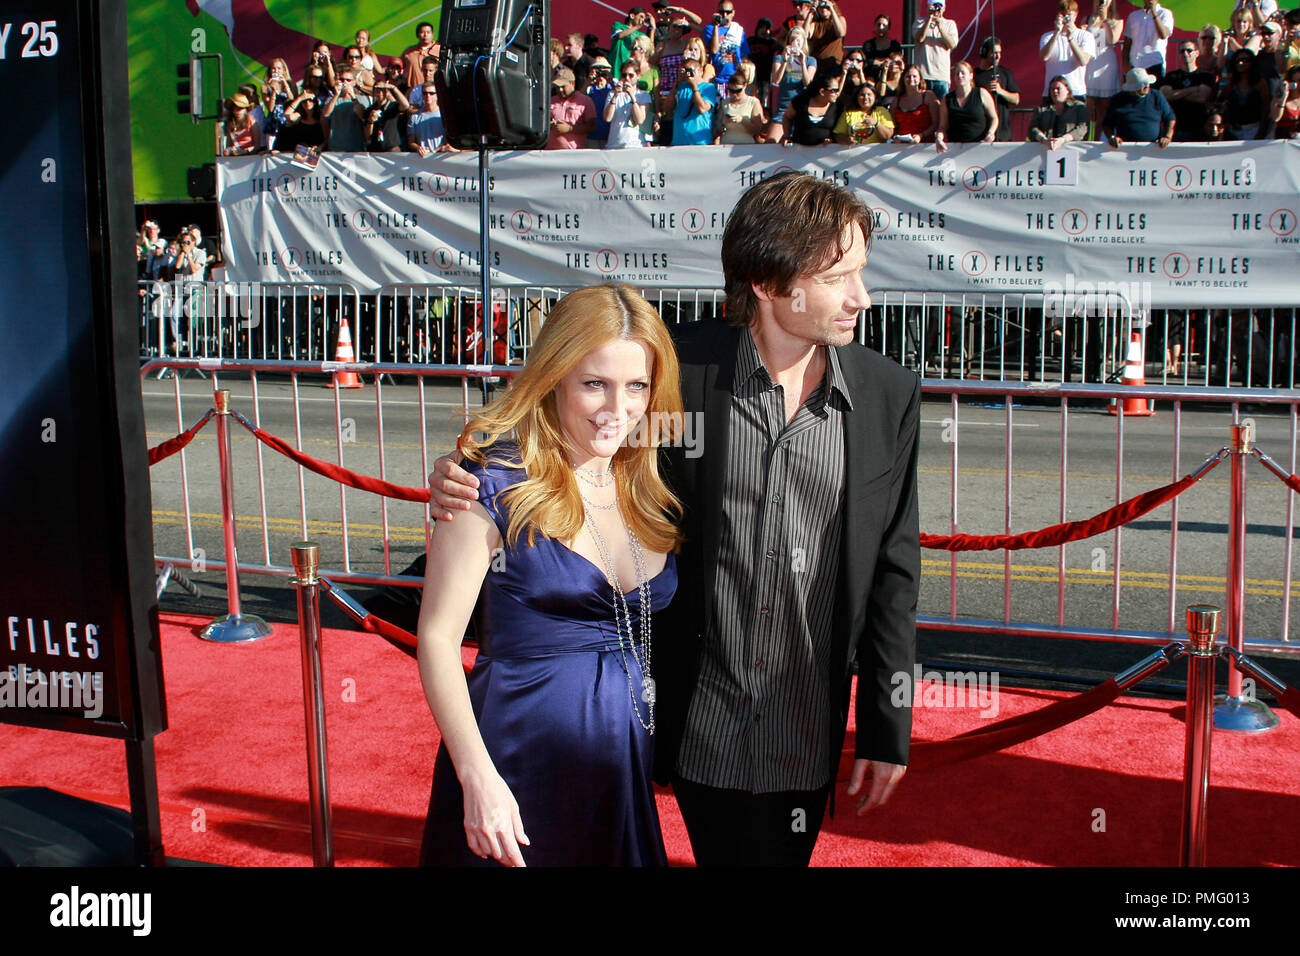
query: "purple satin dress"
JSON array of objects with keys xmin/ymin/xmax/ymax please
[{"xmin": 418, "ymin": 446, "xmax": 676, "ymax": 866}]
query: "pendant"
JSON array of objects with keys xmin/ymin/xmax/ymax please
[{"xmin": 642, "ymin": 677, "xmax": 656, "ymax": 704}]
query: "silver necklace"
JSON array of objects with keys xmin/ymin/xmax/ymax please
[
  {"xmin": 572, "ymin": 462, "xmax": 615, "ymax": 487},
  {"xmin": 579, "ymin": 491, "xmax": 619, "ymax": 511},
  {"xmin": 582, "ymin": 503, "xmax": 655, "ymax": 732}
]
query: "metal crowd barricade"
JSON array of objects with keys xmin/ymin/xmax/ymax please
[
  {"xmin": 1149, "ymin": 304, "xmax": 1299, "ymax": 390},
  {"xmin": 140, "ymin": 281, "xmax": 1297, "ymax": 392},
  {"xmin": 136, "ymin": 280, "xmax": 363, "ymax": 363},
  {"xmin": 919, "ymin": 376, "xmax": 1300, "ymax": 656},
  {"xmin": 866, "ymin": 288, "xmax": 1137, "ymax": 384},
  {"xmin": 141, "ymin": 354, "xmax": 1300, "ymax": 667},
  {"xmin": 141, "ymin": 356, "xmax": 518, "ymax": 589}
]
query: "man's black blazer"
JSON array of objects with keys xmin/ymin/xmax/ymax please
[{"xmin": 654, "ymin": 318, "xmax": 921, "ymax": 787}]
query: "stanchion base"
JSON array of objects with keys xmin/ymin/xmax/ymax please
[
  {"xmin": 1212, "ymin": 694, "xmax": 1280, "ymax": 733},
  {"xmin": 199, "ymin": 613, "xmax": 273, "ymax": 644}
]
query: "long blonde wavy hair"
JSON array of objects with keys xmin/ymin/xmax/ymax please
[{"xmin": 459, "ymin": 285, "xmax": 684, "ymax": 555}]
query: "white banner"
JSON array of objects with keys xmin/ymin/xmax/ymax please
[{"xmin": 218, "ymin": 142, "xmax": 1300, "ymax": 306}]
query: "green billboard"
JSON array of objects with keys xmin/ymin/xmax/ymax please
[{"xmin": 129, "ymin": 1, "xmax": 444, "ymax": 202}]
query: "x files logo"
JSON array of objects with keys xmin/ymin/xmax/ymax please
[{"xmin": 1165, "ymin": 165, "xmax": 1192, "ymax": 192}]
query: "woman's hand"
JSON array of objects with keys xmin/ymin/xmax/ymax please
[{"xmin": 460, "ymin": 763, "xmax": 530, "ymax": 866}]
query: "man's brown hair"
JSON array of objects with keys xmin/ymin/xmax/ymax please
[{"xmin": 721, "ymin": 171, "xmax": 872, "ymax": 327}]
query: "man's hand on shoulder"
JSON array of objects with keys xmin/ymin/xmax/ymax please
[
  {"xmin": 428, "ymin": 454, "xmax": 480, "ymax": 521},
  {"xmin": 847, "ymin": 759, "xmax": 906, "ymax": 815}
]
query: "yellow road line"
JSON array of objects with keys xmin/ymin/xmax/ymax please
[{"xmin": 152, "ymin": 510, "xmax": 1294, "ymax": 594}]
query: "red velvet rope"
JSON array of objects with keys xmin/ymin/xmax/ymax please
[
  {"xmin": 147, "ymin": 410, "xmax": 215, "ymax": 466},
  {"xmin": 361, "ymin": 613, "xmax": 471, "ymax": 674},
  {"xmin": 838, "ymin": 677, "xmax": 1124, "ymax": 778},
  {"xmin": 907, "ymin": 678, "xmax": 1124, "ymax": 771},
  {"xmin": 235, "ymin": 417, "xmax": 432, "ymax": 503},
  {"xmin": 920, "ymin": 472, "xmax": 1202, "ymax": 552}
]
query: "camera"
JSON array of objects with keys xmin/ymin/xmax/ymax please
[{"xmin": 713, "ymin": 13, "xmax": 722, "ymax": 24}]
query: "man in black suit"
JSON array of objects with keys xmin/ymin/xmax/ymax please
[
  {"xmin": 654, "ymin": 173, "xmax": 919, "ymax": 866},
  {"xmin": 429, "ymin": 173, "xmax": 919, "ymax": 866}
]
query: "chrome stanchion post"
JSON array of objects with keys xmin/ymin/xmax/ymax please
[
  {"xmin": 1181, "ymin": 605, "xmax": 1220, "ymax": 867},
  {"xmin": 1215, "ymin": 423, "xmax": 1279, "ymax": 731},
  {"xmin": 291, "ymin": 542, "xmax": 334, "ymax": 867},
  {"xmin": 200, "ymin": 389, "xmax": 272, "ymax": 643}
]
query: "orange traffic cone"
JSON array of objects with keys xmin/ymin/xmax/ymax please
[
  {"xmin": 1108, "ymin": 328, "xmax": 1154, "ymax": 416},
  {"xmin": 326, "ymin": 317, "xmax": 363, "ymax": 389}
]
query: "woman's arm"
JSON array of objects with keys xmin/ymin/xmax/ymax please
[
  {"xmin": 874, "ymin": 107, "xmax": 895, "ymax": 140},
  {"xmin": 980, "ymin": 87, "xmax": 999, "ymax": 141},
  {"xmin": 934, "ymin": 96, "xmax": 949, "ymax": 151},
  {"xmin": 771, "ymin": 53, "xmax": 787, "ymax": 86},
  {"xmin": 417, "ymin": 503, "xmax": 529, "ymax": 867},
  {"xmin": 922, "ymin": 90, "xmax": 940, "ymax": 137}
]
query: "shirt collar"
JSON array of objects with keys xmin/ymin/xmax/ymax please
[{"xmin": 735, "ymin": 325, "xmax": 855, "ymax": 410}]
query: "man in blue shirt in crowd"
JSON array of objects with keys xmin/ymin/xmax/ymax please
[
  {"xmin": 1104, "ymin": 67, "xmax": 1176, "ymax": 147},
  {"xmin": 674, "ymin": 60, "xmax": 717, "ymax": 144},
  {"xmin": 703, "ymin": 1, "xmax": 748, "ymax": 89}
]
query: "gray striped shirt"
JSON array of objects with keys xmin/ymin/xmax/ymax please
[{"xmin": 675, "ymin": 328, "xmax": 849, "ymax": 792}]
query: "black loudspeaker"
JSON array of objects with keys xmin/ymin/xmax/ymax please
[{"xmin": 437, "ymin": 0, "xmax": 550, "ymax": 149}]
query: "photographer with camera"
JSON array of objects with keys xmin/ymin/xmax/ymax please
[
  {"xmin": 322, "ymin": 69, "xmax": 367, "ymax": 152},
  {"xmin": 672, "ymin": 58, "xmax": 717, "ymax": 144},
  {"xmin": 1039, "ymin": 0, "xmax": 1095, "ymax": 99},
  {"xmin": 807, "ymin": 0, "xmax": 847, "ymax": 67},
  {"xmin": 305, "ymin": 41, "xmax": 338, "ymax": 91},
  {"xmin": 704, "ymin": 2, "xmax": 749, "ymax": 90},
  {"xmin": 605, "ymin": 63, "xmax": 655, "ymax": 147},
  {"xmin": 912, "ymin": 0, "xmax": 959, "ymax": 98},
  {"xmin": 547, "ymin": 68, "xmax": 597, "ymax": 149},
  {"xmin": 1268, "ymin": 64, "xmax": 1300, "ymax": 137},
  {"xmin": 587, "ymin": 57, "xmax": 617, "ymax": 147}
]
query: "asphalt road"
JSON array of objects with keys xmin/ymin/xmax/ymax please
[{"xmin": 141, "ymin": 371, "xmax": 1300, "ymax": 696}]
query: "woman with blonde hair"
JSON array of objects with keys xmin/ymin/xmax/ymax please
[
  {"xmin": 768, "ymin": 25, "xmax": 816, "ymax": 140},
  {"xmin": 682, "ymin": 34, "xmax": 716, "ymax": 84},
  {"xmin": 261, "ymin": 57, "xmax": 298, "ymax": 149},
  {"xmin": 417, "ymin": 284, "xmax": 683, "ymax": 867}
]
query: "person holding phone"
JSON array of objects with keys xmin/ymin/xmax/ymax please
[
  {"xmin": 912, "ymin": 0, "xmax": 958, "ymax": 98},
  {"xmin": 1039, "ymin": 0, "xmax": 1095, "ymax": 99},
  {"xmin": 1268, "ymin": 64, "xmax": 1300, "ymax": 137}
]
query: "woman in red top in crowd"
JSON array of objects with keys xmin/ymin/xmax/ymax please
[{"xmin": 890, "ymin": 64, "xmax": 940, "ymax": 142}]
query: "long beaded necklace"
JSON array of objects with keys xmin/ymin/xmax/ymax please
[{"xmin": 579, "ymin": 483, "xmax": 655, "ymax": 732}]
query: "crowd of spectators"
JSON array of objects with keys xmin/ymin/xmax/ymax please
[
  {"xmin": 216, "ymin": 22, "xmax": 449, "ymax": 157},
  {"xmin": 208, "ymin": 2, "xmax": 1300, "ymax": 159},
  {"xmin": 536, "ymin": 0, "xmax": 1300, "ymax": 149}
]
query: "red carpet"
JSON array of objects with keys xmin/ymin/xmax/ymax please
[{"xmin": 0, "ymin": 612, "xmax": 1296, "ymax": 866}]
